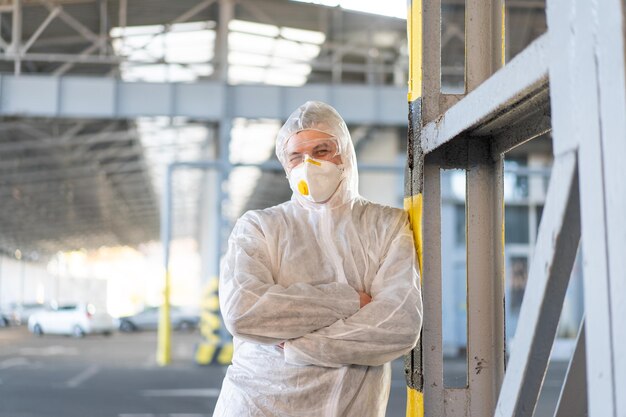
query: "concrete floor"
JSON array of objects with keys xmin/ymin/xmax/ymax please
[{"xmin": 0, "ymin": 326, "xmax": 568, "ymax": 416}]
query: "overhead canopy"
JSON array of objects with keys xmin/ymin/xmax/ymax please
[
  {"xmin": 0, "ymin": 0, "xmax": 547, "ymax": 256},
  {"xmin": 0, "ymin": 118, "xmax": 159, "ymax": 256}
]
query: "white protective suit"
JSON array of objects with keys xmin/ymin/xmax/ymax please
[{"xmin": 213, "ymin": 101, "xmax": 423, "ymax": 417}]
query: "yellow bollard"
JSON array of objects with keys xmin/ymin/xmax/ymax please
[{"xmin": 195, "ymin": 277, "xmax": 233, "ymax": 365}]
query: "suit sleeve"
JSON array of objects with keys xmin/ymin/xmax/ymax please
[
  {"xmin": 283, "ymin": 213, "xmax": 423, "ymax": 367},
  {"xmin": 219, "ymin": 214, "xmax": 361, "ymax": 345}
]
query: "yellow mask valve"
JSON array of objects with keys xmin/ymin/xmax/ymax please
[{"xmin": 298, "ymin": 180, "xmax": 309, "ymax": 196}]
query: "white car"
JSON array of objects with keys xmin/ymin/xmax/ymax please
[{"xmin": 28, "ymin": 303, "xmax": 115, "ymax": 338}]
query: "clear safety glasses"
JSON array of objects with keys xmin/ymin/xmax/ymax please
[{"xmin": 283, "ymin": 137, "xmax": 341, "ymax": 171}]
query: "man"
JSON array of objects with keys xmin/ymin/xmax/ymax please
[{"xmin": 213, "ymin": 101, "xmax": 423, "ymax": 417}]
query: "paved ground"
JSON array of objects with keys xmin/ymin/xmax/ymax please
[{"xmin": 0, "ymin": 326, "xmax": 567, "ymax": 416}]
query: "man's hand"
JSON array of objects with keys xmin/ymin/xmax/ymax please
[{"xmin": 358, "ymin": 291, "xmax": 372, "ymax": 308}]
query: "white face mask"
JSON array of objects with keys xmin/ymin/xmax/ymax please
[{"xmin": 288, "ymin": 156, "xmax": 344, "ymax": 203}]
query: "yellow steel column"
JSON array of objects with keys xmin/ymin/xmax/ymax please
[
  {"xmin": 405, "ymin": 0, "xmax": 424, "ymax": 416},
  {"xmin": 407, "ymin": 0, "xmax": 422, "ymax": 104},
  {"xmin": 157, "ymin": 270, "xmax": 172, "ymax": 366}
]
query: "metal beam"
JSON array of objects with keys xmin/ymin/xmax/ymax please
[
  {"xmin": 422, "ymin": 155, "xmax": 445, "ymax": 416},
  {"xmin": 172, "ymin": 0, "xmax": 216, "ymax": 25},
  {"xmin": 442, "ymin": 0, "xmax": 545, "ymax": 9},
  {"xmin": 594, "ymin": 1, "xmax": 626, "ymax": 412},
  {"xmin": 214, "ymin": 0, "xmax": 232, "ymax": 82},
  {"xmin": 0, "ymin": 218, "xmax": 158, "ymax": 240},
  {"xmin": 547, "ymin": 0, "xmax": 625, "ymax": 414},
  {"xmin": 0, "ymin": 173, "xmax": 149, "ymax": 197},
  {"xmin": 489, "ymin": 90, "xmax": 551, "ymax": 158},
  {"xmin": 21, "ymin": 5, "xmax": 61, "ymax": 54},
  {"xmin": 43, "ymin": 1, "xmax": 100, "ymax": 44},
  {"xmin": 0, "ymin": 197, "xmax": 158, "ymax": 221},
  {"xmin": 0, "ymin": 129, "xmax": 137, "ymax": 153},
  {"xmin": 0, "ymin": 142, "xmax": 142, "ymax": 170},
  {"xmin": 0, "ymin": 197, "xmax": 157, "ymax": 214},
  {"xmin": 98, "ymin": 0, "xmax": 107, "ymax": 55},
  {"xmin": 0, "ymin": 16, "xmax": 9, "ymax": 51},
  {"xmin": 21, "ymin": 34, "xmax": 85, "ymax": 47},
  {"xmin": 52, "ymin": 43, "xmax": 103, "ymax": 76},
  {"xmin": 11, "ymin": 0, "xmax": 22, "ymax": 74},
  {"xmin": 3, "ymin": 148, "xmax": 145, "ymax": 172},
  {"xmin": 465, "ymin": 0, "xmax": 504, "ymax": 91},
  {"xmin": 465, "ymin": 138, "xmax": 505, "ymax": 417},
  {"xmin": 494, "ymin": 152, "xmax": 581, "ymax": 417},
  {"xmin": 1, "ymin": 196, "xmax": 159, "ymax": 216},
  {"xmin": 120, "ymin": 0, "xmax": 217, "ymax": 57},
  {"xmin": 118, "ymin": 0, "xmax": 127, "ymax": 30},
  {"xmin": 422, "ymin": 33, "xmax": 548, "ymax": 153},
  {"xmin": 0, "ymin": 140, "xmax": 142, "ymax": 175},
  {"xmin": 0, "ymin": 188, "xmax": 158, "ymax": 210},
  {"xmin": 0, "ymin": 160, "xmax": 147, "ymax": 185},
  {"xmin": 423, "ymin": 0, "xmax": 442, "ymax": 123},
  {"xmin": 554, "ymin": 319, "xmax": 587, "ymax": 417},
  {"xmin": 463, "ymin": 2, "xmax": 505, "ymax": 416},
  {"xmin": 0, "ymin": 75, "xmax": 408, "ymax": 124},
  {"xmin": 0, "ymin": 166, "xmax": 141, "ymax": 190},
  {"xmin": 3, "ymin": 190, "xmax": 157, "ymax": 208},
  {"xmin": 0, "ymin": 205, "xmax": 155, "ymax": 225},
  {"xmin": 0, "ymin": 201, "xmax": 158, "ymax": 228},
  {"xmin": 0, "ymin": 49, "xmax": 123, "ymax": 65},
  {"xmin": 546, "ymin": 0, "xmax": 578, "ymax": 156},
  {"xmin": 65, "ymin": 52, "xmax": 408, "ymax": 77}
]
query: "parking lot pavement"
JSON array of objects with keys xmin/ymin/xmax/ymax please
[
  {"xmin": 0, "ymin": 326, "xmax": 224, "ymax": 417},
  {"xmin": 0, "ymin": 327, "xmax": 566, "ymax": 417}
]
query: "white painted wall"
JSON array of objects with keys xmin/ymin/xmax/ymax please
[
  {"xmin": 0, "ymin": 255, "xmax": 54, "ymax": 310},
  {"xmin": 0, "ymin": 254, "xmax": 107, "ymax": 312}
]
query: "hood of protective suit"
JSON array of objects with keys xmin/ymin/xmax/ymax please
[{"xmin": 276, "ymin": 101, "xmax": 359, "ymax": 208}]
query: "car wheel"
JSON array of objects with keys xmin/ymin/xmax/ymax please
[
  {"xmin": 33, "ymin": 324, "xmax": 44, "ymax": 336},
  {"xmin": 72, "ymin": 325, "xmax": 85, "ymax": 338},
  {"xmin": 119, "ymin": 320, "xmax": 135, "ymax": 332}
]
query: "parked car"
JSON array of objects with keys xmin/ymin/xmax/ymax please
[
  {"xmin": 28, "ymin": 303, "xmax": 115, "ymax": 338},
  {"xmin": 118, "ymin": 306, "xmax": 199, "ymax": 332},
  {"xmin": 0, "ymin": 311, "xmax": 9, "ymax": 327},
  {"xmin": 9, "ymin": 302, "xmax": 48, "ymax": 325}
]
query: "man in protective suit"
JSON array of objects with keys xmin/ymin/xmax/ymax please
[{"xmin": 213, "ymin": 101, "xmax": 423, "ymax": 417}]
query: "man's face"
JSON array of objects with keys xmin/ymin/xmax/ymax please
[{"xmin": 284, "ymin": 130, "xmax": 343, "ymax": 172}]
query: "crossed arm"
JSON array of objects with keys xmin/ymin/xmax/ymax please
[
  {"xmin": 219, "ymin": 216, "xmax": 361, "ymax": 345},
  {"xmin": 219, "ymin": 213, "xmax": 423, "ymax": 366}
]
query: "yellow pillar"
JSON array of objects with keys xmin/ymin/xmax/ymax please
[
  {"xmin": 406, "ymin": 0, "xmax": 424, "ymax": 415},
  {"xmin": 157, "ymin": 270, "xmax": 172, "ymax": 366}
]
